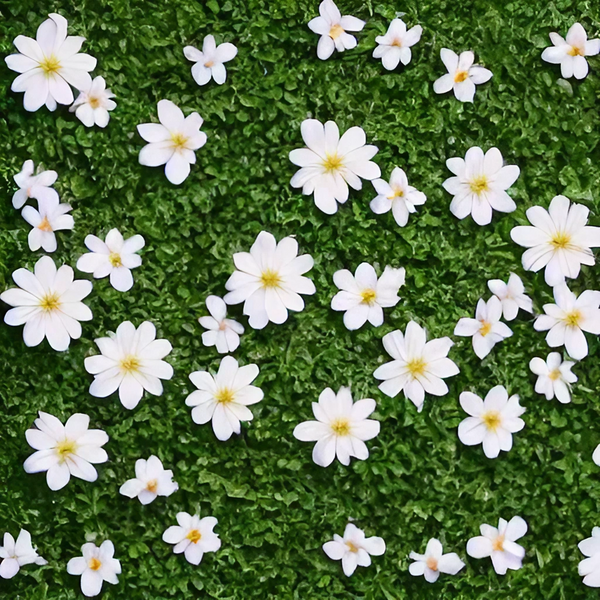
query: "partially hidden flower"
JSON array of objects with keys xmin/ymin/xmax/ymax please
[
  {"xmin": 433, "ymin": 48, "xmax": 492, "ymax": 102},
  {"xmin": 22, "ymin": 194, "xmax": 73, "ymax": 252},
  {"xmin": 408, "ymin": 538, "xmax": 465, "ymax": 583},
  {"xmin": 184, "ymin": 35, "xmax": 237, "ymax": 86},
  {"xmin": 70, "ymin": 76, "xmax": 116, "ymax": 128},
  {"xmin": 578, "ymin": 527, "xmax": 600, "ymax": 587},
  {"xmin": 487, "ymin": 273, "xmax": 533, "ymax": 321},
  {"xmin": 529, "ymin": 352, "xmax": 576, "ymax": 404},
  {"xmin": 0, "ymin": 530, "xmax": 46, "ymax": 580},
  {"xmin": 12, "ymin": 160, "xmax": 58, "ymax": 209},
  {"xmin": 373, "ymin": 19, "xmax": 423, "ymax": 70},
  {"xmin": 198, "ymin": 295, "xmax": 244, "ymax": 353},
  {"xmin": 67, "ymin": 541, "xmax": 120, "ymax": 597},
  {"xmin": 119, "ymin": 455, "xmax": 178, "ymax": 505},
  {"xmin": 162, "ymin": 513, "xmax": 221, "ymax": 565}
]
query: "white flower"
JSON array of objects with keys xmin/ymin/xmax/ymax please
[
  {"xmin": 162, "ymin": 512, "xmax": 221, "ymax": 565},
  {"xmin": 67, "ymin": 541, "xmax": 120, "ymax": 598},
  {"xmin": 76, "ymin": 228, "xmax": 145, "ymax": 292},
  {"xmin": 186, "ymin": 355, "xmax": 263, "ymax": 441},
  {"xmin": 373, "ymin": 19, "xmax": 422, "ymax": 70},
  {"xmin": 529, "ymin": 352, "xmax": 577, "ymax": 404},
  {"xmin": 487, "ymin": 273, "xmax": 533, "ymax": 321},
  {"xmin": 184, "ymin": 35, "xmax": 237, "ymax": 86},
  {"xmin": 224, "ymin": 231, "xmax": 316, "ymax": 329},
  {"xmin": 533, "ymin": 283, "xmax": 600, "ymax": 360},
  {"xmin": 466, "ymin": 516, "xmax": 527, "ymax": 575},
  {"xmin": 373, "ymin": 321, "xmax": 459, "ymax": 412},
  {"xmin": 23, "ymin": 411, "xmax": 109, "ymax": 491},
  {"xmin": 593, "ymin": 446, "xmax": 600, "ymax": 467},
  {"xmin": 322, "ymin": 523, "xmax": 385, "ymax": 577},
  {"xmin": 510, "ymin": 195, "xmax": 600, "ymax": 287},
  {"xmin": 5, "ymin": 13, "xmax": 97, "ymax": 112},
  {"xmin": 137, "ymin": 99, "xmax": 207, "ymax": 185},
  {"xmin": 12, "ymin": 159, "xmax": 58, "ymax": 209},
  {"xmin": 443, "ymin": 147, "xmax": 520, "ymax": 226},
  {"xmin": 21, "ymin": 195, "xmax": 73, "ymax": 252},
  {"xmin": 1, "ymin": 255, "xmax": 92, "ymax": 351},
  {"xmin": 433, "ymin": 48, "xmax": 492, "ymax": 102},
  {"xmin": 0, "ymin": 530, "xmax": 46, "ymax": 580},
  {"xmin": 578, "ymin": 527, "xmax": 600, "ymax": 587},
  {"xmin": 70, "ymin": 76, "xmax": 116, "ymax": 128},
  {"xmin": 119, "ymin": 455, "xmax": 178, "ymax": 505},
  {"xmin": 289, "ymin": 119, "xmax": 380, "ymax": 215},
  {"xmin": 454, "ymin": 296, "xmax": 513, "ymax": 359},
  {"xmin": 84, "ymin": 321, "xmax": 173, "ymax": 410},
  {"xmin": 199, "ymin": 295, "xmax": 244, "ymax": 353},
  {"xmin": 408, "ymin": 538, "xmax": 465, "ymax": 583},
  {"xmin": 308, "ymin": 0, "xmax": 365, "ymax": 60},
  {"xmin": 541, "ymin": 23, "xmax": 600, "ymax": 80},
  {"xmin": 293, "ymin": 387, "xmax": 380, "ymax": 467},
  {"xmin": 457, "ymin": 386, "xmax": 525, "ymax": 459},
  {"xmin": 370, "ymin": 167, "xmax": 426, "ymax": 227}
]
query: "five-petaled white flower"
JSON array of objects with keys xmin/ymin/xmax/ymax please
[
  {"xmin": 162, "ymin": 512, "xmax": 221, "ymax": 565},
  {"xmin": 370, "ymin": 167, "xmax": 426, "ymax": 227},
  {"xmin": 487, "ymin": 273, "xmax": 533, "ymax": 321},
  {"xmin": 373, "ymin": 18, "xmax": 423, "ymax": 70},
  {"xmin": 443, "ymin": 147, "xmax": 520, "ymax": 226},
  {"xmin": 373, "ymin": 321, "xmax": 459, "ymax": 412},
  {"xmin": 510, "ymin": 195, "xmax": 600, "ymax": 287},
  {"xmin": 0, "ymin": 530, "xmax": 47, "ymax": 580},
  {"xmin": 70, "ymin": 76, "xmax": 116, "ymax": 128},
  {"xmin": 5, "ymin": 13, "xmax": 97, "ymax": 112},
  {"xmin": 578, "ymin": 527, "xmax": 600, "ymax": 587},
  {"xmin": 23, "ymin": 411, "xmax": 109, "ymax": 491},
  {"xmin": 21, "ymin": 194, "xmax": 73, "ymax": 252},
  {"xmin": 76, "ymin": 228, "xmax": 145, "ymax": 292},
  {"xmin": 454, "ymin": 296, "xmax": 513, "ymax": 359},
  {"xmin": 529, "ymin": 352, "xmax": 577, "ymax": 404},
  {"xmin": 137, "ymin": 99, "xmax": 207, "ymax": 185},
  {"xmin": 322, "ymin": 523, "xmax": 385, "ymax": 577},
  {"xmin": 12, "ymin": 160, "xmax": 58, "ymax": 209},
  {"xmin": 119, "ymin": 455, "xmax": 178, "ymax": 505},
  {"xmin": 467, "ymin": 516, "xmax": 528, "ymax": 575},
  {"xmin": 85, "ymin": 321, "xmax": 173, "ymax": 410},
  {"xmin": 224, "ymin": 231, "xmax": 316, "ymax": 329},
  {"xmin": 184, "ymin": 35, "xmax": 238, "ymax": 86},
  {"xmin": 308, "ymin": 0, "xmax": 365, "ymax": 61},
  {"xmin": 186, "ymin": 355, "xmax": 263, "ymax": 441},
  {"xmin": 289, "ymin": 118, "xmax": 380, "ymax": 215},
  {"xmin": 457, "ymin": 386, "xmax": 525, "ymax": 459},
  {"xmin": 293, "ymin": 387, "xmax": 380, "ymax": 467},
  {"xmin": 199, "ymin": 295, "xmax": 244, "ymax": 353},
  {"xmin": 541, "ymin": 23, "xmax": 600, "ymax": 80},
  {"xmin": 408, "ymin": 538, "xmax": 465, "ymax": 583},
  {"xmin": 67, "ymin": 540, "xmax": 121, "ymax": 598},
  {"xmin": 1, "ymin": 255, "xmax": 92, "ymax": 351},
  {"xmin": 533, "ymin": 283, "xmax": 600, "ymax": 361},
  {"xmin": 433, "ymin": 48, "xmax": 492, "ymax": 102}
]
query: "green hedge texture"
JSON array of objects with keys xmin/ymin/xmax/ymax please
[{"xmin": 1, "ymin": 0, "xmax": 600, "ymax": 598}]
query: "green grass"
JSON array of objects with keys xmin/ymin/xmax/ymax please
[{"xmin": 1, "ymin": 0, "xmax": 600, "ymax": 598}]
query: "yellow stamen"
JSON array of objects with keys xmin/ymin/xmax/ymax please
[
  {"xmin": 480, "ymin": 321, "xmax": 492, "ymax": 337},
  {"xmin": 360, "ymin": 289, "xmax": 377, "ymax": 305},
  {"xmin": 260, "ymin": 269, "xmax": 281, "ymax": 289},
  {"xmin": 492, "ymin": 534, "xmax": 504, "ymax": 552},
  {"xmin": 550, "ymin": 232, "xmax": 571, "ymax": 249},
  {"xmin": 426, "ymin": 556, "xmax": 438, "ymax": 571},
  {"xmin": 549, "ymin": 369, "xmax": 561, "ymax": 381},
  {"xmin": 38, "ymin": 216, "xmax": 53, "ymax": 232},
  {"xmin": 205, "ymin": 60, "xmax": 214, "ymax": 67},
  {"xmin": 109, "ymin": 252, "xmax": 122, "ymax": 267},
  {"xmin": 171, "ymin": 132, "xmax": 188, "ymax": 149},
  {"xmin": 564, "ymin": 310, "xmax": 581, "ymax": 327},
  {"xmin": 482, "ymin": 411, "xmax": 502, "ymax": 431},
  {"xmin": 40, "ymin": 292, "xmax": 60, "ymax": 312},
  {"xmin": 387, "ymin": 188, "xmax": 405, "ymax": 200},
  {"xmin": 88, "ymin": 96, "xmax": 101, "ymax": 109},
  {"xmin": 346, "ymin": 540, "xmax": 359, "ymax": 553},
  {"xmin": 40, "ymin": 55, "xmax": 61, "ymax": 75},
  {"xmin": 187, "ymin": 529, "xmax": 202, "ymax": 544},
  {"xmin": 120, "ymin": 356, "xmax": 140, "ymax": 372},
  {"xmin": 322, "ymin": 153, "xmax": 343, "ymax": 172},
  {"xmin": 567, "ymin": 46, "xmax": 583, "ymax": 57},
  {"xmin": 454, "ymin": 70, "xmax": 469, "ymax": 83},
  {"xmin": 331, "ymin": 418, "xmax": 350, "ymax": 436},
  {"xmin": 215, "ymin": 387, "xmax": 234, "ymax": 404},
  {"xmin": 406, "ymin": 358, "xmax": 426, "ymax": 378},
  {"xmin": 391, "ymin": 38, "xmax": 403, "ymax": 47},
  {"xmin": 469, "ymin": 175, "xmax": 489, "ymax": 194},
  {"xmin": 88, "ymin": 558, "xmax": 102, "ymax": 571},
  {"xmin": 55, "ymin": 439, "xmax": 77, "ymax": 462},
  {"xmin": 329, "ymin": 24, "xmax": 344, "ymax": 40},
  {"xmin": 146, "ymin": 479, "xmax": 158, "ymax": 493}
]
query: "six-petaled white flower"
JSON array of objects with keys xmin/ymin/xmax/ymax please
[
  {"xmin": 162, "ymin": 512, "xmax": 221, "ymax": 565},
  {"xmin": 487, "ymin": 273, "xmax": 533, "ymax": 321},
  {"xmin": 542, "ymin": 23, "xmax": 600, "ymax": 80},
  {"xmin": 12, "ymin": 160, "xmax": 58, "ymax": 209},
  {"xmin": 529, "ymin": 352, "xmax": 577, "ymax": 404},
  {"xmin": 67, "ymin": 540, "xmax": 121, "ymax": 598},
  {"xmin": 199, "ymin": 295, "xmax": 244, "ymax": 353},
  {"xmin": 578, "ymin": 527, "xmax": 600, "ymax": 587},
  {"xmin": 119, "ymin": 455, "xmax": 178, "ymax": 505},
  {"xmin": 21, "ymin": 194, "xmax": 73, "ymax": 252},
  {"xmin": 433, "ymin": 48, "xmax": 492, "ymax": 102},
  {"xmin": 184, "ymin": 35, "xmax": 237, "ymax": 86},
  {"xmin": 0, "ymin": 530, "xmax": 46, "ymax": 580},
  {"xmin": 373, "ymin": 19, "xmax": 423, "ymax": 70},
  {"xmin": 408, "ymin": 538, "xmax": 465, "ymax": 583},
  {"xmin": 70, "ymin": 75, "xmax": 116, "ymax": 128}
]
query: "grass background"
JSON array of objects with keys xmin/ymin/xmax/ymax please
[{"xmin": 1, "ymin": 0, "xmax": 600, "ymax": 598}]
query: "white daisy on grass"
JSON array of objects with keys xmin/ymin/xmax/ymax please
[
  {"xmin": 70, "ymin": 76, "xmax": 116, "ymax": 128},
  {"xmin": 76, "ymin": 228, "xmax": 145, "ymax": 292},
  {"xmin": 433, "ymin": 49, "xmax": 492, "ymax": 102},
  {"xmin": 370, "ymin": 167, "xmax": 426, "ymax": 227},
  {"xmin": 224, "ymin": 231, "xmax": 315, "ymax": 329},
  {"xmin": 162, "ymin": 513, "xmax": 221, "ymax": 565},
  {"xmin": 137, "ymin": 99, "xmax": 207, "ymax": 185},
  {"xmin": 21, "ymin": 195, "xmax": 73, "ymax": 252},
  {"xmin": 533, "ymin": 283, "xmax": 600, "ymax": 361},
  {"xmin": 542, "ymin": 23, "xmax": 600, "ymax": 80},
  {"xmin": 323, "ymin": 523, "xmax": 385, "ymax": 577},
  {"xmin": 454, "ymin": 296, "xmax": 513, "ymax": 359},
  {"xmin": 293, "ymin": 387, "xmax": 380, "ymax": 467},
  {"xmin": 119, "ymin": 455, "xmax": 178, "ymax": 505},
  {"xmin": 578, "ymin": 528, "xmax": 600, "ymax": 587},
  {"xmin": 331, "ymin": 263, "xmax": 405, "ymax": 330},
  {"xmin": 510, "ymin": 195, "xmax": 600, "ymax": 287},
  {"xmin": 0, "ymin": 530, "xmax": 46, "ymax": 580},
  {"xmin": 186, "ymin": 356, "xmax": 263, "ymax": 441},
  {"xmin": 199, "ymin": 295, "xmax": 244, "ymax": 353},
  {"xmin": 12, "ymin": 160, "xmax": 58, "ymax": 209},
  {"xmin": 1, "ymin": 255, "xmax": 92, "ymax": 351},
  {"xmin": 466, "ymin": 516, "xmax": 527, "ymax": 575},
  {"xmin": 487, "ymin": 273, "xmax": 533, "ymax": 321},
  {"xmin": 84, "ymin": 321, "xmax": 173, "ymax": 410},
  {"xmin": 184, "ymin": 35, "xmax": 237, "ymax": 86},
  {"xmin": 373, "ymin": 19, "xmax": 423, "ymax": 70},
  {"xmin": 457, "ymin": 386, "xmax": 525, "ymax": 459},
  {"xmin": 289, "ymin": 119, "xmax": 380, "ymax": 215},
  {"xmin": 67, "ymin": 541, "xmax": 120, "ymax": 598},
  {"xmin": 23, "ymin": 411, "xmax": 108, "ymax": 491},
  {"xmin": 5, "ymin": 13, "xmax": 96, "ymax": 112},
  {"xmin": 443, "ymin": 147, "xmax": 520, "ymax": 226},
  {"xmin": 408, "ymin": 538, "xmax": 465, "ymax": 583},
  {"xmin": 308, "ymin": 0, "xmax": 365, "ymax": 61},
  {"xmin": 529, "ymin": 352, "xmax": 577, "ymax": 404}
]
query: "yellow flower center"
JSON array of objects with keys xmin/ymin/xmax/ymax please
[
  {"xmin": 40, "ymin": 292, "xmax": 60, "ymax": 312},
  {"xmin": 331, "ymin": 418, "xmax": 350, "ymax": 436},
  {"xmin": 55, "ymin": 439, "xmax": 77, "ymax": 462},
  {"xmin": 391, "ymin": 38, "xmax": 403, "ymax": 47},
  {"xmin": 454, "ymin": 70, "xmax": 469, "ymax": 83},
  {"xmin": 406, "ymin": 357, "xmax": 427, "ymax": 378},
  {"xmin": 215, "ymin": 387, "xmax": 234, "ymax": 404},
  {"xmin": 549, "ymin": 369, "xmax": 561, "ymax": 381},
  {"xmin": 426, "ymin": 556, "xmax": 439, "ymax": 571},
  {"xmin": 550, "ymin": 232, "xmax": 571, "ymax": 249},
  {"xmin": 109, "ymin": 252, "xmax": 122, "ymax": 267},
  {"xmin": 360, "ymin": 289, "xmax": 377, "ymax": 305},
  {"xmin": 387, "ymin": 188, "xmax": 405, "ymax": 200},
  {"xmin": 564, "ymin": 310, "xmax": 581, "ymax": 327},
  {"xmin": 88, "ymin": 96, "xmax": 101, "ymax": 109},
  {"xmin": 120, "ymin": 356, "xmax": 140, "ymax": 372},
  {"xmin": 260, "ymin": 269, "xmax": 281, "ymax": 289},
  {"xmin": 40, "ymin": 54, "xmax": 61, "ymax": 75},
  {"xmin": 146, "ymin": 479, "xmax": 158, "ymax": 493},
  {"xmin": 470, "ymin": 175, "xmax": 490, "ymax": 194},
  {"xmin": 171, "ymin": 132, "xmax": 188, "ymax": 149},
  {"xmin": 88, "ymin": 557, "xmax": 102, "ymax": 571},
  {"xmin": 322, "ymin": 153, "xmax": 343, "ymax": 172},
  {"xmin": 187, "ymin": 529, "xmax": 202, "ymax": 544},
  {"xmin": 480, "ymin": 321, "xmax": 492, "ymax": 337},
  {"xmin": 205, "ymin": 60, "xmax": 214, "ymax": 67},
  {"xmin": 482, "ymin": 410, "xmax": 502, "ymax": 431},
  {"xmin": 567, "ymin": 45, "xmax": 584, "ymax": 57},
  {"xmin": 492, "ymin": 534, "xmax": 505, "ymax": 552},
  {"xmin": 38, "ymin": 216, "xmax": 53, "ymax": 232},
  {"xmin": 329, "ymin": 24, "xmax": 345, "ymax": 40}
]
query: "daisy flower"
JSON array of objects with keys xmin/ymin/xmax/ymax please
[
  {"xmin": 487, "ymin": 273, "xmax": 533, "ymax": 321},
  {"xmin": 162, "ymin": 513, "xmax": 221, "ymax": 565},
  {"xmin": 184, "ymin": 35, "xmax": 237, "ymax": 86},
  {"xmin": 542, "ymin": 23, "xmax": 600, "ymax": 80},
  {"xmin": 408, "ymin": 538, "xmax": 465, "ymax": 583},
  {"xmin": 433, "ymin": 48, "xmax": 492, "ymax": 102},
  {"xmin": 198, "ymin": 295, "xmax": 244, "ymax": 353},
  {"xmin": 67, "ymin": 541, "xmax": 120, "ymax": 598},
  {"xmin": 373, "ymin": 19, "xmax": 423, "ymax": 70},
  {"xmin": 12, "ymin": 159, "xmax": 58, "ymax": 209},
  {"xmin": 119, "ymin": 455, "xmax": 178, "ymax": 505},
  {"xmin": 529, "ymin": 352, "xmax": 577, "ymax": 404},
  {"xmin": 21, "ymin": 194, "xmax": 73, "ymax": 252},
  {"xmin": 0, "ymin": 530, "xmax": 46, "ymax": 580},
  {"xmin": 70, "ymin": 76, "xmax": 116, "ymax": 128}
]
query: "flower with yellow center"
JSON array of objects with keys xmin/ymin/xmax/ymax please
[
  {"xmin": 22, "ymin": 194, "xmax": 74, "ymax": 253},
  {"xmin": 529, "ymin": 352, "xmax": 577, "ymax": 404},
  {"xmin": 119, "ymin": 455, "xmax": 178, "ymax": 505},
  {"xmin": 67, "ymin": 540, "xmax": 121, "ymax": 596},
  {"xmin": 162, "ymin": 512, "xmax": 221, "ymax": 565},
  {"xmin": 184, "ymin": 34, "xmax": 238, "ymax": 87},
  {"xmin": 373, "ymin": 18, "xmax": 423, "ymax": 70},
  {"xmin": 542, "ymin": 23, "xmax": 600, "ymax": 80},
  {"xmin": 409, "ymin": 538, "xmax": 465, "ymax": 583},
  {"xmin": 433, "ymin": 48, "xmax": 493, "ymax": 102},
  {"xmin": 70, "ymin": 76, "xmax": 117, "ymax": 128}
]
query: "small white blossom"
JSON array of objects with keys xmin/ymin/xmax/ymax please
[
  {"xmin": 373, "ymin": 19, "xmax": 422, "ymax": 70},
  {"xmin": 529, "ymin": 352, "xmax": 576, "ymax": 404},
  {"xmin": 67, "ymin": 541, "xmax": 120, "ymax": 597},
  {"xmin": 433, "ymin": 48, "xmax": 492, "ymax": 102},
  {"xmin": 542, "ymin": 23, "xmax": 600, "ymax": 80},
  {"xmin": 199, "ymin": 295, "xmax": 244, "ymax": 353},
  {"xmin": 70, "ymin": 76, "xmax": 116, "ymax": 128},
  {"xmin": 22, "ymin": 195, "xmax": 73, "ymax": 252},
  {"xmin": 408, "ymin": 538, "xmax": 465, "ymax": 583},
  {"xmin": 12, "ymin": 160, "xmax": 58, "ymax": 209},
  {"xmin": 184, "ymin": 35, "xmax": 237, "ymax": 86},
  {"xmin": 162, "ymin": 512, "xmax": 221, "ymax": 565},
  {"xmin": 487, "ymin": 273, "xmax": 532, "ymax": 321},
  {"xmin": 578, "ymin": 527, "xmax": 600, "ymax": 587},
  {"xmin": 0, "ymin": 530, "xmax": 46, "ymax": 579},
  {"xmin": 119, "ymin": 455, "xmax": 178, "ymax": 504},
  {"xmin": 593, "ymin": 446, "xmax": 600, "ymax": 467}
]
